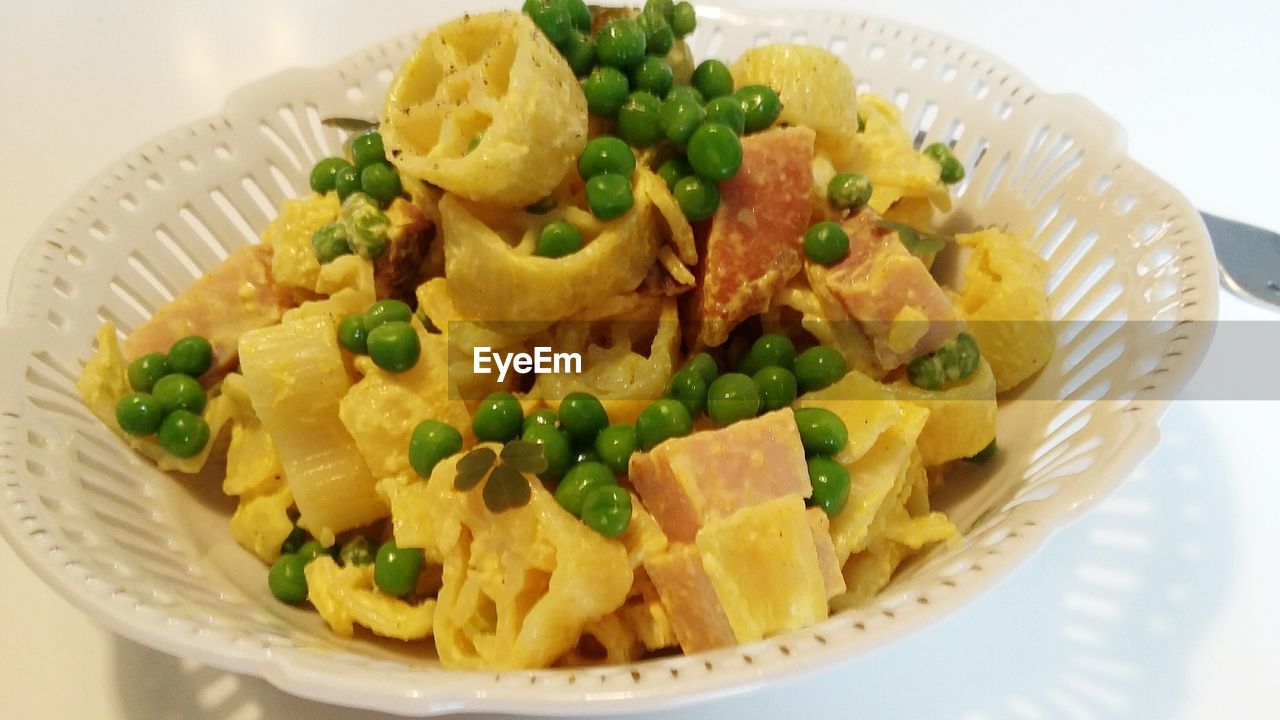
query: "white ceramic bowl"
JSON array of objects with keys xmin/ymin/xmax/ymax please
[{"xmin": 0, "ymin": 1, "xmax": 1216, "ymax": 715}]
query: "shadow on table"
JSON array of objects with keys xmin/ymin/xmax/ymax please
[{"xmin": 113, "ymin": 405, "xmax": 1232, "ymax": 720}]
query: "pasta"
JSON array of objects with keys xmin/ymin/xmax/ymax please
[
  {"xmin": 239, "ymin": 315, "xmax": 385, "ymax": 544},
  {"xmin": 75, "ymin": 3, "xmax": 1055, "ymax": 671},
  {"xmin": 381, "ymin": 12, "xmax": 587, "ymax": 207}
]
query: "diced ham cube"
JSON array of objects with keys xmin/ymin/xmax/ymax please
[
  {"xmin": 628, "ymin": 408, "xmax": 811, "ymax": 543},
  {"xmin": 822, "ymin": 210, "xmax": 960, "ymax": 369},
  {"xmin": 689, "ymin": 126, "xmax": 815, "ymax": 347},
  {"xmin": 806, "ymin": 508, "xmax": 847, "ymax": 600},
  {"xmin": 123, "ymin": 244, "xmax": 297, "ymax": 382},
  {"xmin": 642, "ymin": 544, "xmax": 736, "ymax": 653}
]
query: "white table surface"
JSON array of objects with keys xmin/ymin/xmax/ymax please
[{"xmin": 2, "ymin": 1, "xmax": 1278, "ymax": 718}]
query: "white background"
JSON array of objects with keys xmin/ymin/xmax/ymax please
[{"xmin": 2, "ymin": 1, "xmax": 1278, "ymax": 718}]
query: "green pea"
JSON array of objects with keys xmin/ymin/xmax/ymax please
[
  {"xmin": 582, "ymin": 66, "xmax": 630, "ymax": 116},
  {"xmin": 297, "ymin": 540, "xmax": 329, "ymax": 566},
  {"xmin": 910, "ymin": 333, "xmax": 981, "ymax": 390},
  {"xmin": 523, "ymin": 408, "xmax": 559, "ymax": 434},
  {"xmin": 168, "ymin": 335, "xmax": 213, "ymax": 378},
  {"xmin": 684, "ymin": 352, "xmax": 719, "ymax": 386},
  {"xmin": 582, "ymin": 484, "xmax": 633, "ymax": 537},
  {"xmin": 366, "ymin": 321, "xmax": 420, "ymax": 373},
  {"xmin": 666, "ymin": 84, "xmax": 704, "ymax": 105},
  {"xmin": 907, "ymin": 354, "xmax": 945, "ymax": 391},
  {"xmin": 645, "ymin": 0, "xmax": 676, "ymax": 21},
  {"xmin": 560, "ymin": 30, "xmax": 596, "ymax": 76},
  {"xmin": 671, "ymin": 1, "xmax": 697, "ymax": 37},
  {"xmin": 966, "ymin": 438, "xmax": 998, "ymax": 464},
  {"xmin": 523, "ymin": 423, "xmax": 572, "ymax": 481},
  {"xmin": 350, "ymin": 130, "xmax": 386, "ymax": 169},
  {"xmin": 127, "ymin": 352, "xmax": 170, "ymax": 393},
  {"xmin": 657, "ymin": 156, "xmax": 694, "ymax": 191},
  {"xmin": 363, "ymin": 300, "xmax": 412, "ymax": 332},
  {"xmin": 115, "ymin": 392, "xmax": 164, "ymax": 436},
  {"xmin": 555, "ymin": 461, "xmax": 616, "ymax": 516},
  {"xmin": 793, "ymin": 407, "xmax": 848, "ymax": 456},
  {"xmin": 827, "ymin": 172, "xmax": 873, "ymax": 210},
  {"xmin": 334, "ymin": 164, "xmax": 361, "ymax": 201},
  {"xmin": 374, "ymin": 540, "xmax": 424, "ymax": 597},
  {"xmin": 585, "ymin": 173, "xmax": 635, "ymax": 220},
  {"xmin": 664, "ymin": 368, "xmax": 708, "ymax": 416},
  {"xmin": 339, "ymin": 192, "xmax": 390, "ymax": 260},
  {"xmin": 565, "ymin": 0, "xmax": 590, "ymax": 30},
  {"xmin": 339, "ymin": 536, "xmax": 375, "ymax": 566},
  {"xmin": 631, "ymin": 56, "xmax": 674, "ymax": 97},
  {"xmin": 687, "ymin": 122, "xmax": 742, "ymax": 182},
  {"xmin": 338, "ymin": 314, "xmax": 368, "ymax": 354},
  {"xmin": 522, "ymin": 0, "xmax": 572, "ymax": 46},
  {"xmin": 752, "ymin": 366, "xmax": 798, "ymax": 412},
  {"xmin": 558, "ymin": 392, "xmax": 609, "ymax": 446},
  {"xmin": 945, "ymin": 332, "xmax": 981, "ymax": 382},
  {"xmin": 704, "ymin": 96, "xmax": 746, "ymax": 135},
  {"xmin": 467, "ymin": 133, "xmax": 483, "ymax": 154},
  {"xmin": 734, "ymin": 85, "xmax": 782, "ymax": 133},
  {"xmin": 672, "ymin": 175, "xmax": 720, "ymax": 222},
  {"xmin": 924, "ymin": 142, "xmax": 965, "ymax": 184},
  {"xmin": 311, "ymin": 222, "xmax": 351, "ymax": 264},
  {"xmin": 639, "ymin": 11, "xmax": 674, "ymax": 56},
  {"xmin": 473, "ymin": 391, "xmax": 524, "ymax": 442},
  {"xmin": 737, "ymin": 333, "xmax": 796, "ymax": 375},
  {"xmin": 152, "ymin": 373, "xmax": 206, "ymax": 415},
  {"xmin": 360, "ymin": 162, "xmax": 402, "ymax": 205},
  {"xmin": 635, "ymin": 398, "xmax": 693, "ymax": 450},
  {"xmin": 794, "ymin": 346, "xmax": 847, "ymax": 393},
  {"xmin": 578, "ymin": 136, "xmax": 636, "ymax": 180},
  {"xmin": 807, "ymin": 456, "xmax": 851, "ymax": 517},
  {"xmin": 692, "ymin": 59, "xmax": 733, "ymax": 99},
  {"xmin": 280, "ymin": 526, "xmax": 306, "ymax": 555},
  {"xmin": 803, "ymin": 220, "xmax": 850, "ymax": 265},
  {"xmin": 594, "ymin": 423, "xmax": 638, "ymax": 476},
  {"xmin": 309, "ymin": 156, "xmax": 351, "ymax": 194},
  {"xmin": 617, "ymin": 91, "xmax": 664, "ymax": 147},
  {"xmin": 526, "ymin": 196, "xmax": 557, "ymax": 214},
  {"xmin": 596, "ymin": 18, "xmax": 646, "ymax": 69},
  {"xmin": 268, "ymin": 553, "xmax": 308, "ymax": 604},
  {"xmin": 574, "ymin": 447, "xmax": 603, "ymax": 465},
  {"xmin": 658, "ymin": 96, "xmax": 706, "ymax": 150},
  {"xmin": 408, "ymin": 419, "xmax": 463, "ymax": 479},
  {"xmin": 536, "ymin": 220, "xmax": 584, "ymax": 258},
  {"xmin": 706, "ymin": 373, "xmax": 761, "ymax": 426},
  {"xmin": 157, "ymin": 409, "xmax": 210, "ymax": 458}
]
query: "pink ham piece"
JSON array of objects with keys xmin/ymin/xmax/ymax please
[
  {"xmin": 123, "ymin": 244, "xmax": 297, "ymax": 382},
  {"xmin": 822, "ymin": 210, "xmax": 961, "ymax": 369},
  {"xmin": 806, "ymin": 508, "xmax": 847, "ymax": 600},
  {"xmin": 628, "ymin": 408, "xmax": 811, "ymax": 544},
  {"xmin": 688, "ymin": 126, "xmax": 815, "ymax": 347},
  {"xmin": 642, "ymin": 544, "xmax": 736, "ymax": 653}
]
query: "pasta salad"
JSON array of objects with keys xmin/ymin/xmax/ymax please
[{"xmin": 76, "ymin": 0, "xmax": 1055, "ymax": 669}]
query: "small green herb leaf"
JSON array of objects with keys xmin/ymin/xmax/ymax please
[
  {"xmin": 500, "ymin": 439, "xmax": 549, "ymax": 475},
  {"xmin": 483, "ymin": 464, "xmax": 533, "ymax": 513},
  {"xmin": 876, "ymin": 219, "xmax": 947, "ymax": 255},
  {"xmin": 454, "ymin": 447, "xmax": 496, "ymax": 491}
]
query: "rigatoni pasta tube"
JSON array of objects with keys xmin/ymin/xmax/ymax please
[{"xmin": 239, "ymin": 315, "xmax": 386, "ymax": 544}]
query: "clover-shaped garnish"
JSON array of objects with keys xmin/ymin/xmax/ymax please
[{"xmin": 453, "ymin": 440, "xmax": 548, "ymax": 513}]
